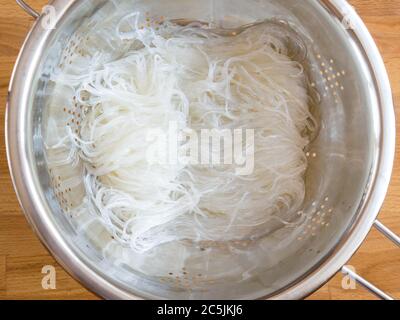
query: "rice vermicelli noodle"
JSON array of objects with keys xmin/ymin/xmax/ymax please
[{"xmin": 45, "ymin": 7, "xmax": 318, "ymax": 255}]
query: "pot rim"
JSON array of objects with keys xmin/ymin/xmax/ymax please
[{"xmin": 6, "ymin": 0, "xmax": 396, "ymax": 300}]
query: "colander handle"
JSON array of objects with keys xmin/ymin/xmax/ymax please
[
  {"xmin": 341, "ymin": 219, "xmax": 399, "ymax": 300},
  {"xmin": 16, "ymin": 0, "xmax": 39, "ymax": 19},
  {"xmin": 374, "ymin": 219, "xmax": 400, "ymax": 247},
  {"xmin": 341, "ymin": 266, "xmax": 394, "ymax": 300}
]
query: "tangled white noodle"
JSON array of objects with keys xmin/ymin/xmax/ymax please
[{"xmin": 47, "ymin": 11, "xmax": 317, "ymax": 253}]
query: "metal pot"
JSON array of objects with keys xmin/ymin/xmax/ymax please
[{"xmin": 6, "ymin": 0, "xmax": 398, "ymax": 299}]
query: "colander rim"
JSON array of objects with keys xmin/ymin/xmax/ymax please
[{"xmin": 5, "ymin": 0, "xmax": 396, "ymax": 300}]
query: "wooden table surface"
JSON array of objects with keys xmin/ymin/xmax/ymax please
[{"xmin": 0, "ymin": 0, "xmax": 399, "ymax": 300}]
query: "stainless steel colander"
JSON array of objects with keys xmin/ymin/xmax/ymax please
[{"xmin": 6, "ymin": 0, "xmax": 398, "ymax": 299}]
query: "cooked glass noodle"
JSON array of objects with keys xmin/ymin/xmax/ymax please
[{"xmin": 46, "ymin": 10, "xmax": 317, "ymax": 254}]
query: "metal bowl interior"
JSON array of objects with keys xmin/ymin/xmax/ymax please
[{"xmin": 6, "ymin": 0, "xmax": 395, "ymax": 299}]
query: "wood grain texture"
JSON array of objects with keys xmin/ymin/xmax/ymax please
[{"xmin": 0, "ymin": 0, "xmax": 399, "ymax": 300}]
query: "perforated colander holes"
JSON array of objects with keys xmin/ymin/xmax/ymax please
[
  {"xmin": 64, "ymin": 95, "xmax": 83, "ymax": 138},
  {"xmin": 305, "ymin": 151, "xmax": 317, "ymax": 159},
  {"xmin": 297, "ymin": 196, "xmax": 334, "ymax": 241},
  {"xmin": 310, "ymin": 54, "xmax": 346, "ymax": 103},
  {"xmin": 58, "ymin": 34, "xmax": 86, "ymax": 69},
  {"xmin": 49, "ymin": 170, "xmax": 74, "ymax": 214},
  {"xmin": 139, "ymin": 12, "xmax": 166, "ymax": 30},
  {"xmin": 160, "ymin": 269, "xmax": 215, "ymax": 289}
]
